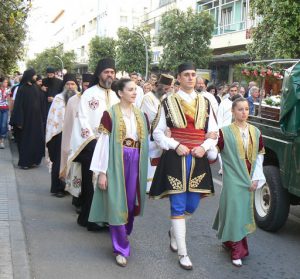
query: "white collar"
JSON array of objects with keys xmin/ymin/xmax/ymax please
[{"xmin": 177, "ymin": 89, "xmax": 197, "ymax": 102}]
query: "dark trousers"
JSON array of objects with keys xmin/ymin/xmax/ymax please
[
  {"xmin": 47, "ymin": 133, "xmax": 65, "ymax": 193},
  {"xmin": 74, "ymin": 139, "xmax": 97, "ymax": 226}
]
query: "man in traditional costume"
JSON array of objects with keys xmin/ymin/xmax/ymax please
[
  {"xmin": 141, "ymin": 73, "xmax": 173, "ymax": 192},
  {"xmin": 213, "ymin": 97, "xmax": 265, "ymax": 267},
  {"xmin": 149, "ymin": 62, "xmax": 218, "ymax": 270},
  {"xmin": 68, "ymin": 58, "xmax": 119, "ymax": 231},
  {"xmin": 10, "ymin": 69, "xmax": 46, "ymax": 169},
  {"xmin": 89, "ymin": 78, "xmax": 149, "ymax": 267},
  {"xmin": 42, "ymin": 66, "xmax": 63, "ymax": 112},
  {"xmin": 46, "ymin": 74, "xmax": 78, "ymax": 197}
]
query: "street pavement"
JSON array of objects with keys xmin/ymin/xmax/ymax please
[{"xmin": 3, "ymin": 140, "xmax": 300, "ymax": 279}]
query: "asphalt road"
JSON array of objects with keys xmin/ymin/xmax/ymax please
[{"xmin": 11, "ymin": 143, "xmax": 300, "ymax": 279}]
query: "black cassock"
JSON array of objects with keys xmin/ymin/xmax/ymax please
[
  {"xmin": 42, "ymin": 77, "xmax": 63, "ymax": 112},
  {"xmin": 10, "ymin": 84, "xmax": 46, "ymax": 168}
]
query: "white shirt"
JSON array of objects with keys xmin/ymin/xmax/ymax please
[
  {"xmin": 90, "ymin": 111, "xmax": 137, "ymax": 174},
  {"xmin": 153, "ymin": 89, "xmax": 218, "ymax": 152},
  {"xmin": 140, "ymin": 92, "xmax": 160, "ymax": 124},
  {"xmin": 200, "ymin": 91, "xmax": 219, "ymax": 116},
  {"xmin": 217, "ymin": 98, "xmax": 232, "ymax": 128},
  {"xmin": 134, "ymin": 85, "xmax": 144, "ymax": 108},
  {"xmin": 237, "ymin": 124, "xmax": 265, "ymax": 188}
]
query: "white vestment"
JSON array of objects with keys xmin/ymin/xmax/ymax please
[
  {"xmin": 140, "ymin": 91, "xmax": 162, "ymax": 192},
  {"xmin": 68, "ymin": 85, "xmax": 120, "ymax": 171}
]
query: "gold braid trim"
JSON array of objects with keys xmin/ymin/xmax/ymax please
[
  {"xmin": 167, "ymin": 176, "xmax": 184, "ymax": 191},
  {"xmin": 98, "ymin": 123, "xmax": 110, "ymax": 135},
  {"xmin": 249, "ymin": 124, "xmax": 258, "ymax": 174},
  {"xmin": 189, "ymin": 173, "xmax": 206, "ymax": 189},
  {"xmin": 151, "ymin": 104, "xmax": 162, "ymax": 134},
  {"xmin": 166, "ymin": 94, "xmax": 186, "ymax": 128},
  {"xmin": 116, "ymin": 104, "xmax": 126, "ymax": 143},
  {"xmin": 194, "ymin": 95, "xmax": 208, "ymax": 129},
  {"xmin": 133, "ymin": 105, "xmax": 145, "ymax": 141}
]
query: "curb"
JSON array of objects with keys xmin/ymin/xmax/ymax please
[{"xmin": 0, "ymin": 140, "xmax": 32, "ymax": 279}]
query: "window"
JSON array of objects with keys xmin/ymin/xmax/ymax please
[
  {"xmin": 159, "ymin": 0, "xmax": 176, "ymax": 8},
  {"xmin": 120, "ymin": 16, "xmax": 127, "ymax": 24},
  {"xmin": 197, "ymin": 0, "xmax": 249, "ymax": 35}
]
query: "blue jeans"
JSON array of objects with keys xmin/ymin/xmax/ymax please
[
  {"xmin": 169, "ymin": 154, "xmax": 201, "ymax": 217},
  {"xmin": 0, "ymin": 109, "xmax": 8, "ymax": 139}
]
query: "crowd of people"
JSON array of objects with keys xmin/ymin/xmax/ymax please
[{"xmin": 0, "ymin": 59, "xmax": 266, "ymax": 270}]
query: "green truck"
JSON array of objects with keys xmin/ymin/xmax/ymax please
[{"xmin": 247, "ymin": 59, "xmax": 300, "ymax": 232}]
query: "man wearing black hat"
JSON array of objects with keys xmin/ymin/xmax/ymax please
[
  {"xmin": 10, "ymin": 69, "xmax": 46, "ymax": 169},
  {"xmin": 67, "ymin": 58, "xmax": 119, "ymax": 231},
  {"xmin": 42, "ymin": 66, "xmax": 63, "ymax": 112},
  {"xmin": 46, "ymin": 74, "xmax": 79, "ymax": 197},
  {"xmin": 149, "ymin": 62, "xmax": 218, "ymax": 270},
  {"xmin": 81, "ymin": 73, "xmax": 93, "ymax": 93}
]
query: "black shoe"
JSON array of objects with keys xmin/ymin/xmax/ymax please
[
  {"xmin": 86, "ymin": 222, "xmax": 107, "ymax": 232},
  {"xmin": 75, "ymin": 206, "xmax": 81, "ymax": 214},
  {"xmin": 54, "ymin": 192, "xmax": 65, "ymax": 198}
]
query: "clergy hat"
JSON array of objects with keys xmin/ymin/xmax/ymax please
[
  {"xmin": 46, "ymin": 66, "xmax": 56, "ymax": 73},
  {"xmin": 158, "ymin": 74, "xmax": 174, "ymax": 86},
  {"xmin": 95, "ymin": 58, "xmax": 116, "ymax": 75},
  {"xmin": 19, "ymin": 68, "xmax": 36, "ymax": 85},
  {"xmin": 177, "ymin": 62, "xmax": 196, "ymax": 74},
  {"xmin": 82, "ymin": 73, "xmax": 93, "ymax": 83},
  {"xmin": 89, "ymin": 58, "xmax": 116, "ymax": 87},
  {"xmin": 62, "ymin": 73, "xmax": 78, "ymax": 88}
]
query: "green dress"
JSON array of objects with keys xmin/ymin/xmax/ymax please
[
  {"xmin": 213, "ymin": 123, "xmax": 262, "ymax": 242},
  {"xmin": 89, "ymin": 104, "xmax": 149, "ymax": 226}
]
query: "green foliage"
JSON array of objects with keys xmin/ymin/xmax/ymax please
[
  {"xmin": 158, "ymin": 8, "xmax": 214, "ymax": 72},
  {"xmin": 26, "ymin": 45, "xmax": 76, "ymax": 74},
  {"xmin": 0, "ymin": 0, "xmax": 31, "ymax": 76},
  {"xmin": 248, "ymin": 0, "xmax": 300, "ymax": 59},
  {"xmin": 88, "ymin": 36, "xmax": 116, "ymax": 72},
  {"xmin": 116, "ymin": 27, "xmax": 152, "ymax": 77}
]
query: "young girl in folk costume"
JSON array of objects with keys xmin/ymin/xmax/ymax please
[
  {"xmin": 89, "ymin": 78, "xmax": 149, "ymax": 267},
  {"xmin": 213, "ymin": 97, "xmax": 266, "ymax": 267}
]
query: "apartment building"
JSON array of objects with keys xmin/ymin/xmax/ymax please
[
  {"xmin": 26, "ymin": 0, "xmax": 146, "ymax": 73},
  {"xmin": 142, "ymin": 0, "xmax": 196, "ymax": 65},
  {"xmin": 196, "ymin": 0, "xmax": 258, "ymax": 83}
]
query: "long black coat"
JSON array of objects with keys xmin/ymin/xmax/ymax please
[{"xmin": 10, "ymin": 83, "xmax": 46, "ymax": 167}]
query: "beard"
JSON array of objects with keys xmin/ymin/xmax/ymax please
[
  {"xmin": 100, "ymin": 77, "xmax": 113, "ymax": 89},
  {"xmin": 30, "ymin": 78, "xmax": 36, "ymax": 84},
  {"xmin": 155, "ymin": 84, "xmax": 165, "ymax": 98},
  {"xmin": 63, "ymin": 89, "xmax": 76, "ymax": 104}
]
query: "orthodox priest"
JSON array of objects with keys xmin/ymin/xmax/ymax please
[
  {"xmin": 81, "ymin": 73, "xmax": 93, "ymax": 93},
  {"xmin": 42, "ymin": 66, "xmax": 63, "ymax": 112},
  {"xmin": 149, "ymin": 62, "xmax": 218, "ymax": 270},
  {"xmin": 46, "ymin": 74, "xmax": 78, "ymax": 197},
  {"xmin": 67, "ymin": 58, "xmax": 120, "ymax": 231},
  {"xmin": 10, "ymin": 69, "xmax": 46, "ymax": 169}
]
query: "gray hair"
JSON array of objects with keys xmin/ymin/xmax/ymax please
[{"xmin": 249, "ymin": 86, "xmax": 259, "ymax": 96}]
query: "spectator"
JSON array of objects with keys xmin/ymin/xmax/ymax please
[
  {"xmin": 207, "ymin": 85, "xmax": 221, "ymax": 105},
  {"xmin": 247, "ymin": 86, "xmax": 260, "ymax": 115},
  {"xmin": 0, "ymin": 78, "xmax": 10, "ymax": 149}
]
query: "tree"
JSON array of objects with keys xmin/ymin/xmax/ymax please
[
  {"xmin": 116, "ymin": 27, "xmax": 152, "ymax": 77},
  {"xmin": 247, "ymin": 0, "xmax": 300, "ymax": 59},
  {"xmin": 26, "ymin": 45, "xmax": 76, "ymax": 74},
  {"xmin": 0, "ymin": 0, "xmax": 31, "ymax": 76},
  {"xmin": 158, "ymin": 8, "xmax": 214, "ymax": 72},
  {"xmin": 88, "ymin": 36, "xmax": 116, "ymax": 72}
]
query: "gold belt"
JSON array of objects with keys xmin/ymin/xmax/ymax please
[{"xmin": 123, "ymin": 138, "xmax": 140, "ymax": 148}]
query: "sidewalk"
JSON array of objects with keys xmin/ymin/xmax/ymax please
[{"xmin": 0, "ymin": 139, "xmax": 31, "ymax": 279}]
